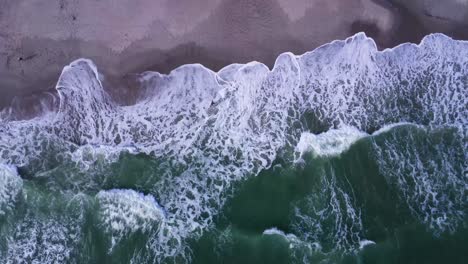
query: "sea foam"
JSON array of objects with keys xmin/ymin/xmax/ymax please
[
  {"xmin": 0, "ymin": 164, "xmax": 23, "ymax": 216},
  {"xmin": 97, "ymin": 189, "xmax": 165, "ymax": 250}
]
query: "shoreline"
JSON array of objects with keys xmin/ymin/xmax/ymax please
[
  {"xmin": 2, "ymin": 31, "xmax": 464, "ymax": 121},
  {"xmin": 1, "ymin": 0, "xmax": 467, "ymax": 112}
]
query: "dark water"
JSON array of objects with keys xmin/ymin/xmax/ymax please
[
  {"xmin": 192, "ymin": 125, "xmax": 468, "ymax": 264},
  {"xmin": 0, "ymin": 33, "xmax": 467, "ymax": 263}
]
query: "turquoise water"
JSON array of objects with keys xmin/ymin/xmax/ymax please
[{"xmin": 0, "ymin": 33, "xmax": 467, "ymax": 263}]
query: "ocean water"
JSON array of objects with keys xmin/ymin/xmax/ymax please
[{"xmin": 0, "ymin": 33, "xmax": 467, "ymax": 263}]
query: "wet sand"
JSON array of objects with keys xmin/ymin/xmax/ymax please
[{"xmin": 1, "ymin": 0, "xmax": 467, "ymax": 114}]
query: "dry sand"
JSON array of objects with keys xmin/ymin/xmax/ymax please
[{"xmin": 1, "ymin": 0, "xmax": 467, "ymax": 114}]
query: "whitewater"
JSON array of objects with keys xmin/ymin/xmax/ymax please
[{"xmin": 0, "ymin": 33, "xmax": 466, "ymax": 263}]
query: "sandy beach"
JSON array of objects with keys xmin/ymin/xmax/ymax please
[{"xmin": 1, "ymin": 0, "xmax": 467, "ymax": 112}]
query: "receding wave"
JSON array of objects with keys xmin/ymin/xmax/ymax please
[{"xmin": 0, "ymin": 33, "xmax": 466, "ymax": 263}]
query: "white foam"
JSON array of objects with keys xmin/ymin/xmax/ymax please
[
  {"xmin": 294, "ymin": 123, "xmax": 423, "ymax": 159},
  {"xmin": 263, "ymin": 227, "xmax": 296, "ymax": 239},
  {"xmin": 371, "ymin": 122, "xmax": 417, "ymax": 136},
  {"xmin": 0, "ymin": 164, "xmax": 23, "ymax": 216},
  {"xmin": 372, "ymin": 126, "xmax": 467, "ymax": 234},
  {"xmin": 292, "ymin": 167, "xmax": 364, "ymax": 253},
  {"xmin": 359, "ymin": 239, "xmax": 376, "ymax": 249},
  {"xmin": 4, "ymin": 189, "xmax": 88, "ymax": 264},
  {"xmin": 262, "ymin": 227, "xmax": 325, "ymax": 262},
  {"xmin": 97, "ymin": 189, "xmax": 165, "ymax": 250},
  {"xmin": 6, "ymin": 217, "xmax": 81, "ymax": 263},
  {"xmin": 295, "ymin": 126, "xmax": 368, "ymax": 158}
]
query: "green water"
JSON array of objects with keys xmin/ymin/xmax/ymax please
[
  {"xmin": 1, "ymin": 125, "xmax": 467, "ymax": 263},
  {"xmin": 191, "ymin": 126, "xmax": 468, "ymax": 264}
]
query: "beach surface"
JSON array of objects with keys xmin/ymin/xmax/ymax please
[{"xmin": 1, "ymin": 0, "xmax": 467, "ymax": 111}]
